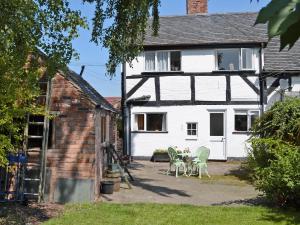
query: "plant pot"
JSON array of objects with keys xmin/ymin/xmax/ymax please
[
  {"xmin": 152, "ymin": 153, "xmax": 170, "ymax": 162},
  {"xmin": 100, "ymin": 181, "xmax": 114, "ymax": 194}
]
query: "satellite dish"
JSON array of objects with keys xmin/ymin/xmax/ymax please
[{"xmin": 279, "ymin": 79, "xmax": 289, "ymax": 90}]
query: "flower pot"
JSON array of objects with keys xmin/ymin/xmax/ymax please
[
  {"xmin": 100, "ymin": 181, "xmax": 114, "ymax": 194},
  {"xmin": 152, "ymin": 153, "xmax": 170, "ymax": 162}
]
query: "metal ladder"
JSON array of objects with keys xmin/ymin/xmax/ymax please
[{"xmin": 23, "ymin": 79, "xmax": 52, "ymax": 202}]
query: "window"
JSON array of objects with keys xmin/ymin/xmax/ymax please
[
  {"xmin": 157, "ymin": 52, "xmax": 169, "ymax": 71},
  {"xmin": 145, "ymin": 52, "xmax": 155, "ymax": 71},
  {"xmin": 170, "ymin": 51, "xmax": 181, "ymax": 71},
  {"xmin": 144, "ymin": 51, "xmax": 181, "ymax": 72},
  {"xmin": 134, "ymin": 113, "xmax": 167, "ymax": 132},
  {"xmin": 187, "ymin": 123, "xmax": 197, "ymax": 137},
  {"xmin": 216, "ymin": 48, "xmax": 253, "ymax": 71},
  {"xmin": 234, "ymin": 110, "xmax": 259, "ymax": 132},
  {"xmin": 241, "ymin": 48, "xmax": 253, "ymax": 69}
]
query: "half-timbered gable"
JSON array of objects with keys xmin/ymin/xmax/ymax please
[{"xmin": 122, "ymin": 9, "xmax": 300, "ymax": 160}]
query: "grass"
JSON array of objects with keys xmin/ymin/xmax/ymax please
[{"xmin": 44, "ymin": 203, "xmax": 300, "ymax": 225}]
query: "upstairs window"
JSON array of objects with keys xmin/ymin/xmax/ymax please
[
  {"xmin": 216, "ymin": 48, "xmax": 253, "ymax": 71},
  {"xmin": 134, "ymin": 113, "xmax": 167, "ymax": 132},
  {"xmin": 234, "ymin": 110, "xmax": 259, "ymax": 132},
  {"xmin": 145, "ymin": 52, "xmax": 155, "ymax": 71},
  {"xmin": 144, "ymin": 51, "xmax": 181, "ymax": 72}
]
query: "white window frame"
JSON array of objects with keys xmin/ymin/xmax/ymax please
[
  {"xmin": 186, "ymin": 122, "xmax": 198, "ymax": 139},
  {"xmin": 215, "ymin": 48, "xmax": 254, "ymax": 71},
  {"xmin": 144, "ymin": 51, "xmax": 181, "ymax": 72},
  {"xmin": 241, "ymin": 48, "xmax": 254, "ymax": 70},
  {"xmin": 234, "ymin": 109, "xmax": 259, "ymax": 132},
  {"xmin": 133, "ymin": 113, "xmax": 168, "ymax": 132}
]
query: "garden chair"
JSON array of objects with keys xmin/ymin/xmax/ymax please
[
  {"xmin": 192, "ymin": 146, "xmax": 211, "ymax": 178},
  {"xmin": 167, "ymin": 147, "xmax": 186, "ymax": 177}
]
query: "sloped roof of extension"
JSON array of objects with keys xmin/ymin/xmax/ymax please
[
  {"xmin": 62, "ymin": 69, "xmax": 117, "ymax": 112},
  {"xmin": 144, "ymin": 12, "xmax": 300, "ymax": 72}
]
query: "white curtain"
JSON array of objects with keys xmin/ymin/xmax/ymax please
[
  {"xmin": 157, "ymin": 52, "xmax": 168, "ymax": 71},
  {"xmin": 145, "ymin": 52, "xmax": 155, "ymax": 71},
  {"xmin": 242, "ymin": 48, "xmax": 253, "ymax": 69}
]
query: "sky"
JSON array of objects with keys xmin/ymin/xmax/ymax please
[{"xmin": 69, "ymin": 0, "xmax": 270, "ymax": 97}]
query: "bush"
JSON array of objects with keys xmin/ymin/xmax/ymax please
[{"xmin": 248, "ymin": 97, "xmax": 300, "ymax": 207}]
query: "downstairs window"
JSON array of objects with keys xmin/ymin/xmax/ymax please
[
  {"xmin": 234, "ymin": 110, "xmax": 259, "ymax": 132},
  {"xmin": 134, "ymin": 113, "xmax": 167, "ymax": 132}
]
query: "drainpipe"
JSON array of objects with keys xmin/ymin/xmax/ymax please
[
  {"xmin": 121, "ymin": 62, "xmax": 128, "ymax": 156},
  {"xmin": 259, "ymin": 43, "xmax": 265, "ymax": 115}
]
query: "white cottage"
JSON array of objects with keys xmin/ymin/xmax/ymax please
[{"xmin": 121, "ymin": 0, "xmax": 300, "ymax": 160}]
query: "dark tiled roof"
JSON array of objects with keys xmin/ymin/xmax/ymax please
[
  {"xmin": 65, "ymin": 69, "xmax": 117, "ymax": 112},
  {"xmin": 145, "ymin": 12, "xmax": 300, "ymax": 71}
]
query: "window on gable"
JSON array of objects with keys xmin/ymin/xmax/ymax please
[
  {"xmin": 145, "ymin": 52, "xmax": 155, "ymax": 71},
  {"xmin": 217, "ymin": 49, "xmax": 240, "ymax": 70},
  {"xmin": 170, "ymin": 51, "xmax": 181, "ymax": 71},
  {"xmin": 216, "ymin": 48, "xmax": 254, "ymax": 71},
  {"xmin": 242, "ymin": 48, "xmax": 253, "ymax": 70},
  {"xmin": 144, "ymin": 51, "xmax": 181, "ymax": 72},
  {"xmin": 234, "ymin": 110, "xmax": 259, "ymax": 132},
  {"xmin": 187, "ymin": 123, "xmax": 197, "ymax": 136},
  {"xmin": 134, "ymin": 113, "xmax": 167, "ymax": 132}
]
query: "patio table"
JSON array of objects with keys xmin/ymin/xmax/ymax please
[{"xmin": 177, "ymin": 152, "xmax": 195, "ymax": 176}]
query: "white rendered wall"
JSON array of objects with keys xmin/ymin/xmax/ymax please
[
  {"xmin": 181, "ymin": 50, "xmax": 216, "ymax": 72},
  {"xmin": 160, "ymin": 76, "xmax": 191, "ymax": 100},
  {"xmin": 130, "ymin": 105, "xmax": 260, "ymax": 159},
  {"xmin": 195, "ymin": 76, "xmax": 226, "ymax": 101},
  {"xmin": 231, "ymin": 76, "xmax": 259, "ymax": 101},
  {"xmin": 126, "ymin": 48, "xmax": 261, "ymax": 76}
]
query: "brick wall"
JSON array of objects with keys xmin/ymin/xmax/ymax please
[
  {"xmin": 186, "ymin": 0, "xmax": 207, "ymax": 14},
  {"xmin": 46, "ymin": 73, "xmax": 98, "ymax": 202}
]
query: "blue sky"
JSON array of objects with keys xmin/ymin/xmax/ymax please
[{"xmin": 69, "ymin": 0, "xmax": 270, "ymax": 97}]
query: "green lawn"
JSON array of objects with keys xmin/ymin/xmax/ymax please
[{"xmin": 44, "ymin": 203, "xmax": 300, "ymax": 225}]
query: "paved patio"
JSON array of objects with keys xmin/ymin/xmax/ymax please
[{"xmin": 102, "ymin": 161, "xmax": 264, "ymax": 206}]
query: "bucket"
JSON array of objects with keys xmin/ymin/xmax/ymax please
[{"xmin": 100, "ymin": 181, "xmax": 114, "ymax": 194}]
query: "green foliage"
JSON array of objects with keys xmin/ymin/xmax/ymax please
[
  {"xmin": 0, "ymin": 0, "xmax": 86, "ymax": 167},
  {"xmin": 255, "ymin": 0, "xmax": 300, "ymax": 50},
  {"xmin": 248, "ymin": 98, "xmax": 300, "ymax": 207},
  {"xmin": 84, "ymin": 0, "xmax": 160, "ymax": 76}
]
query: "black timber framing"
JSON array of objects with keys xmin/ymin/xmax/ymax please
[
  {"xmin": 240, "ymin": 76, "xmax": 260, "ymax": 95},
  {"xmin": 190, "ymin": 75, "xmax": 195, "ymax": 103},
  {"xmin": 126, "ymin": 77, "xmax": 149, "ymax": 98},
  {"xmin": 130, "ymin": 100, "xmax": 260, "ymax": 107},
  {"xmin": 155, "ymin": 77, "xmax": 161, "ymax": 103},
  {"xmin": 226, "ymin": 75, "xmax": 231, "ymax": 102},
  {"xmin": 267, "ymin": 76, "xmax": 281, "ymax": 96},
  {"xmin": 126, "ymin": 71, "xmax": 257, "ymax": 79}
]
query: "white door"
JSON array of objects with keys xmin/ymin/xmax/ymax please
[{"xmin": 209, "ymin": 111, "xmax": 226, "ymax": 160}]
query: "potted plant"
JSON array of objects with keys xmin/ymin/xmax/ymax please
[{"xmin": 151, "ymin": 149, "xmax": 170, "ymax": 162}]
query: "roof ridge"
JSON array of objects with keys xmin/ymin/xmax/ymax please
[{"xmin": 151, "ymin": 11, "xmax": 258, "ymax": 19}]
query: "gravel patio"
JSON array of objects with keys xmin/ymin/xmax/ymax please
[{"xmin": 102, "ymin": 160, "xmax": 264, "ymax": 206}]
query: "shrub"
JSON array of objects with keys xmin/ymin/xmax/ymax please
[{"xmin": 248, "ymin": 97, "xmax": 300, "ymax": 207}]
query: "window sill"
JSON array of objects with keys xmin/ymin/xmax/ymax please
[
  {"xmin": 131, "ymin": 131, "xmax": 168, "ymax": 134},
  {"xmin": 142, "ymin": 71, "xmax": 184, "ymax": 75},
  {"xmin": 212, "ymin": 70, "xmax": 256, "ymax": 74},
  {"xmin": 232, "ymin": 131, "xmax": 252, "ymax": 135},
  {"xmin": 185, "ymin": 137, "xmax": 198, "ymax": 140}
]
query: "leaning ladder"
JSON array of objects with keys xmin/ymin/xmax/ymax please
[{"xmin": 23, "ymin": 78, "xmax": 52, "ymax": 202}]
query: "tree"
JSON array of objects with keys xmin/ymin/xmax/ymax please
[
  {"xmin": 255, "ymin": 0, "xmax": 300, "ymax": 50},
  {"xmin": 0, "ymin": 0, "xmax": 86, "ymax": 166},
  {"xmin": 247, "ymin": 98, "xmax": 300, "ymax": 207}
]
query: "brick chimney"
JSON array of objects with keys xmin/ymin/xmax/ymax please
[{"xmin": 186, "ymin": 0, "xmax": 208, "ymax": 14}]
